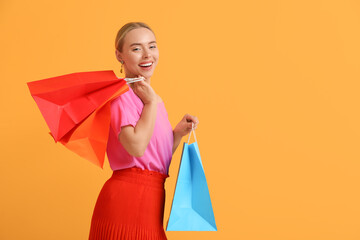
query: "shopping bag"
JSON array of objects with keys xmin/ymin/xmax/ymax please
[
  {"xmin": 27, "ymin": 70, "xmax": 128, "ymax": 141},
  {"xmin": 57, "ymin": 101, "xmax": 112, "ymax": 168},
  {"xmin": 167, "ymin": 129, "xmax": 217, "ymax": 231},
  {"xmin": 27, "ymin": 70, "xmax": 129, "ymax": 168}
]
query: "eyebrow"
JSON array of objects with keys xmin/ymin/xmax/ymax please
[{"xmin": 130, "ymin": 41, "xmax": 157, "ymax": 47}]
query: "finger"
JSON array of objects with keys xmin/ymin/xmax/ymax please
[
  {"xmin": 135, "ymin": 79, "xmax": 144, "ymax": 85},
  {"xmin": 193, "ymin": 116, "xmax": 199, "ymax": 126},
  {"xmin": 185, "ymin": 114, "xmax": 194, "ymax": 122},
  {"xmin": 185, "ymin": 114, "xmax": 198, "ymax": 124},
  {"xmin": 184, "ymin": 113, "xmax": 191, "ymax": 121}
]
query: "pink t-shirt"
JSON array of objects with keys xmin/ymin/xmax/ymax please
[{"xmin": 106, "ymin": 86, "xmax": 174, "ymax": 175}]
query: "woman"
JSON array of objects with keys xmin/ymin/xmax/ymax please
[{"xmin": 89, "ymin": 22, "xmax": 199, "ymax": 239}]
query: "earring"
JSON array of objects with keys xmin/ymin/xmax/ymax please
[{"xmin": 120, "ymin": 60, "xmax": 124, "ymax": 73}]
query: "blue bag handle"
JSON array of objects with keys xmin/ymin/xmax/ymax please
[{"xmin": 187, "ymin": 124, "xmax": 198, "ymax": 144}]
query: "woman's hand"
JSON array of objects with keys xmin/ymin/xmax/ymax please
[
  {"xmin": 174, "ymin": 114, "xmax": 199, "ymax": 138},
  {"xmin": 130, "ymin": 76, "xmax": 157, "ymax": 105},
  {"xmin": 172, "ymin": 114, "xmax": 199, "ymax": 154}
]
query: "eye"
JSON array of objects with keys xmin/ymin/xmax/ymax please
[
  {"xmin": 150, "ymin": 45, "xmax": 157, "ymax": 49},
  {"xmin": 132, "ymin": 47, "xmax": 141, "ymax": 51}
]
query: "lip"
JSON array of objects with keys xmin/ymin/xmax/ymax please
[
  {"xmin": 138, "ymin": 61, "xmax": 154, "ymax": 71},
  {"xmin": 139, "ymin": 61, "xmax": 153, "ymax": 65}
]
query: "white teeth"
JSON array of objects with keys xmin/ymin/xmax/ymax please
[{"xmin": 139, "ymin": 62, "xmax": 152, "ymax": 67}]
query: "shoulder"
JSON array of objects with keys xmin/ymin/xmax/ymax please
[{"xmin": 111, "ymin": 86, "xmax": 143, "ymax": 109}]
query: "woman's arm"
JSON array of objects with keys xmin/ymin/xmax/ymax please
[
  {"xmin": 172, "ymin": 130, "xmax": 183, "ymax": 155},
  {"xmin": 119, "ymin": 102, "xmax": 157, "ymax": 157},
  {"xmin": 118, "ymin": 79, "xmax": 158, "ymax": 157}
]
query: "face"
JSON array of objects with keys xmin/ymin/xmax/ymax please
[{"xmin": 116, "ymin": 27, "xmax": 159, "ymax": 80}]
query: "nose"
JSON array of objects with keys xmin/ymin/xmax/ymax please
[{"xmin": 143, "ymin": 48, "xmax": 151, "ymax": 59}]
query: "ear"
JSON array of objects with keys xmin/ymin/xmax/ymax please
[{"xmin": 115, "ymin": 49, "xmax": 123, "ymax": 63}]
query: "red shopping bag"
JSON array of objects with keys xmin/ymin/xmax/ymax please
[{"xmin": 27, "ymin": 70, "xmax": 129, "ymax": 168}]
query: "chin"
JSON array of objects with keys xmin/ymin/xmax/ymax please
[{"xmin": 141, "ymin": 72, "xmax": 154, "ymax": 79}]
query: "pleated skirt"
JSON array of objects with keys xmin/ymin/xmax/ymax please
[{"xmin": 89, "ymin": 167, "xmax": 169, "ymax": 240}]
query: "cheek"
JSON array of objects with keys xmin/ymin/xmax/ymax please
[
  {"xmin": 154, "ymin": 52, "xmax": 160, "ymax": 63},
  {"xmin": 125, "ymin": 54, "xmax": 140, "ymax": 66}
]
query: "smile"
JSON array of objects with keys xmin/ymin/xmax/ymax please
[{"xmin": 139, "ymin": 62, "xmax": 153, "ymax": 67}]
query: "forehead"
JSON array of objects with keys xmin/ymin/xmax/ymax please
[{"xmin": 123, "ymin": 28, "xmax": 156, "ymax": 46}]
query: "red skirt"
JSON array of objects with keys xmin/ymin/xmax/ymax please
[{"xmin": 89, "ymin": 167, "xmax": 169, "ymax": 240}]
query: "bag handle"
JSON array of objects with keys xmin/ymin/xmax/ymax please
[{"xmin": 187, "ymin": 123, "xmax": 197, "ymax": 144}]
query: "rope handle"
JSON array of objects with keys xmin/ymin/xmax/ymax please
[{"xmin": 187, "ymin": 122, "xmax": 198, "ymax": 144}]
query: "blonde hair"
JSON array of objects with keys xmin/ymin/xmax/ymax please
[{"xmin": 115, "ymin": 22, "xmax": 155, "ymax": 52}]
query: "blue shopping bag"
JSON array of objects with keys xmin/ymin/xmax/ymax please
[{"xmin": 167, "ymin": 129, "xmax": 217, "ymax": 231}]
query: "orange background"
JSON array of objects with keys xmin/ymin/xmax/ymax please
[{"xmin": 1, "ymin": 0, "xmax": 360, "ymax": 239}]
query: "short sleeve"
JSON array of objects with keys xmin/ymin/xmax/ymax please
[{"xmin": 110, "ymin": 94, "xmax": 140, "ymax": 136}]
